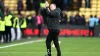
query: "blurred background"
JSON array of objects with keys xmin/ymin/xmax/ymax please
[{"xmin": 0, "ymin": 0, "xmax": 100, "ymax": 41}]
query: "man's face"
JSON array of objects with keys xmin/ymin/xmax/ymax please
[
  {"xmin": 50, "ymin": 4, "xmax": 56, "ymax": 11},
  {"xmin": 4, "ymin": 12, "xmax": 8, "ymax": 15}
]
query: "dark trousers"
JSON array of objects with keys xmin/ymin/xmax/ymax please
[
  {"xmin": 85, "ymin": 0, "xmax": 91, "ymax": 8},
  {"xmin": 14, "ymin": 28, "xmax": 17, "ymax": 40},
  {"xmin": 46, "ymin": 29, "xmax": 61, "ymax": 56},
  {"xmin": 38, "ymin": 24, "xmax": 42, "ymax": 37},
  {"xmin": 21, "ymin": 28, "xmax": 25, "ymax": 38},
  {"xmin": 18, "ymin": 10, "xmax": 21, "ymax": 15},
  {"xmin": 89, "ymin": 27, "xmax": 94, "ymax": 36},
  {"xmin": 0, "ymin": 31, "xmax": 5, "ymax": 43},
  {"xmin": 5, "ymin": 26, "xmax": 12, "ymax": 42}
]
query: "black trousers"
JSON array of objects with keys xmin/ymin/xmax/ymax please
[
  {"xmin": 89, "ymin": 27, "xmax": 94, "ymax": 36},
  {"xmin": 46, "ymin": 29, "xmax": 61, "ymax": 56},
  {"xmin": 38, "ymin": 24, "xmax": 42, "ymax": 37},
  {"xmin": 5, "ymin": 26, "xmax": 12, "ymax": 42},
  {"xmin": 14, "ymin": 28, "xmax": 17, "ymax": 40},
  {"xmin": 0, "ymin": 31, "xmax": 5, "ymax": 43},
  {"xmin": 85, "ymin": 0, "xmax": 91, "ymax": 8},
  {"xmin": 21, "ymin": 28, "xmax": 25, "ymax": 38},
  {"xmin": 18, "ymin": 10, "xmax": 21, "ymax": 15}
]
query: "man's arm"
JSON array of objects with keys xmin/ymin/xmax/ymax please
[{"xmin": 46, "ymin": 10, "xmax": 58, "ymax": 17}]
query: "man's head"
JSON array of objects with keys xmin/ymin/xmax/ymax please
[
  {"xmin": 94, "ymin": 15, "xmax": 97, "ymax": 18},
  {"xmin": 50, "ymin": 4, "xmax": 56, "ymax": 11},
  {"xmin": 90, "ymin": 15, "xmax": 93, "ymax": 18}
]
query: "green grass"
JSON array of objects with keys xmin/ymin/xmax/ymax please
[{"xmin": 0, "ymin": 37, "xmax": 100, "ymax": 56}]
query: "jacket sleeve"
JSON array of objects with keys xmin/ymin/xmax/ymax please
[
  {"xmin": 46, "ymin": 8, "xmax": 58, "ymax": 17},
  {"xmin": 40, "ymin": 8, "xmax": 48, "ymax": 24},
  {"xmin": 15, "ymin": 19, "xmax": 18, "ymax": 27},
  {"xmin": 20, "ymin": 19, "xmax": 24, "ymax": 26},
  {"xmin": 11, "ymin": 17, "xmax": 15, "ymax": 26}
]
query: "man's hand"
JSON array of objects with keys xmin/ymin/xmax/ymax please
[{"xmin": 45, "ymin": 1, "xmax": 49, "ymax": 7}]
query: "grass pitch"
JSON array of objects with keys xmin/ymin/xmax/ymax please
[{"xmin": 0, "ymin": 37, "xmax": 100, "ymax": 56}]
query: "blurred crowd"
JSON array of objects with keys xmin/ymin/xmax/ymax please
[
  {"xmin": 0, "ymin": 6, "xmax": 100, "ymax": 43},
  {"xmin": 0, "ymin": 6, "xmax": 45, "ymax": 43},
  {"xmin": 0, "ymin": 0, "xmax": 99, "ymax": 43},
  {"xmin": 60, "ymin": 12, "xmax": 100, "ymax": 26},
  {"xmin": 0, "ymin": 0, "xmax": 91, "ymax": 15},
  {"xmin": 17, "ymin": 0, "xmax": 91, "ymax": 14}
]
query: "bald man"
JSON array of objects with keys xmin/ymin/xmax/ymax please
[{"xmin": 44, "ymin": 1, "xmax": 61, "ymax": 56}]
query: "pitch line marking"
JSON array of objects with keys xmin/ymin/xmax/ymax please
[
  {"xmin": 0, "ymin": 52, "xmax": 100, "ymax": 54},
  {"xmin": 0, "ymin": 39, "xmax": 45, "ymax": 49}
]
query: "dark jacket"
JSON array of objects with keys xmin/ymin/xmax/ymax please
[
  {"xmin": 40, "ymin": 8, "xmax": 47, "ymax": 24},
  {"xmin": 17, "ymin": 0, "xmax": 24, "ymax": 10},
  {"xmin": 45, "ymin": 8, "xmax": 61, "ymax": 30},
  {"xmin": 0, "ymin": 11, "xmax": 4, "ymax": 18},
  {"xmin": 99, "ymin": 19, "xmax": 100, "ymax": 25},
  {"xmin": 75, "ymin": 15, "xmax": 81, "ymax": 25}
]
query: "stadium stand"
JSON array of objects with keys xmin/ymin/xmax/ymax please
[
  {"xmin": 3, "ymin": 0, "xmax": 100, "ymax": 21},
  {"xmin": 4, "ymin": 0, "xmax": 35, "ymax": 15}
]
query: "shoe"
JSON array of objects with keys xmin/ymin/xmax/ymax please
[{"xmin": 45, "ymin": 54, "xmax": 51, "ymax": 56}]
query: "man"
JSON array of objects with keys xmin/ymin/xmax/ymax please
[
  {"xmin": 80, "ymin": 15, "xmax": 86, "ymax": 25},
  {"xmin": 75, "ymin": 13, "xmax": 81, "ymax": 25},
  {"xmin": 94, "ymin": 15, "xmax": 99, "ymax": 26},
  {"xmin": 89, "ymin": 15, "xmax": 96, "ymax": 37},
  {"xmin": 19, "ymin": 14, "xmax": 27, "ymax": 38},
  {"xmin": 78, "ymin": 0, "xmax": 82, "ymax": 8},
  {"xmin": 36, "ymin": 13, "xmax": 43, "ymax": 37},
  {"xmin": 0, "ymin": 0, "xmax": 4, "ymax": 14},
  {"xmin": 60, "ymin": 12, "xmax": 67, "ymax": 24},
  {"xmin": 26, "ymin": 0, "xmax": 32, "ymax": 10},
  {"xmin": 13, "ymin": 17, "xmax": 19, "ymax": 40},
  {"xmin": 69, "ymin": 13, "xmax": 75, "ymax": 25},
  {"xmin": 5, "ymin": 11, "xmax": 13, "ymax": 43},
  {"xmin": 31, "ymin": 14, "xmax": 37, "ymax": 31},
  {"xmin": 62, "ymin": 0, "xmax": 68, "ymax": 10},
  {"xmin": 0, "ymin": 9, "xmax": 4, "ymax": 17},
  {"xmin": 32, "ymin": 0, "xmax": 41, "ymax": 15},
  {"xmin": 17, "ymin": 0, "xmax": 24, "ymax": 15},
  {"xmin": 0, "ymin": 17, "xmax": 5, "ymax": 43},
  {"xmin": 62, "ymin": 0, "xmax": 73, "ymax": 10},
  {"xmin": 85, "ymin": 0, "xmax": 91, "ymax": 8},
  {"xmin": 45, "ymin": 1, "xmax": 61, "ymax": 56}
]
